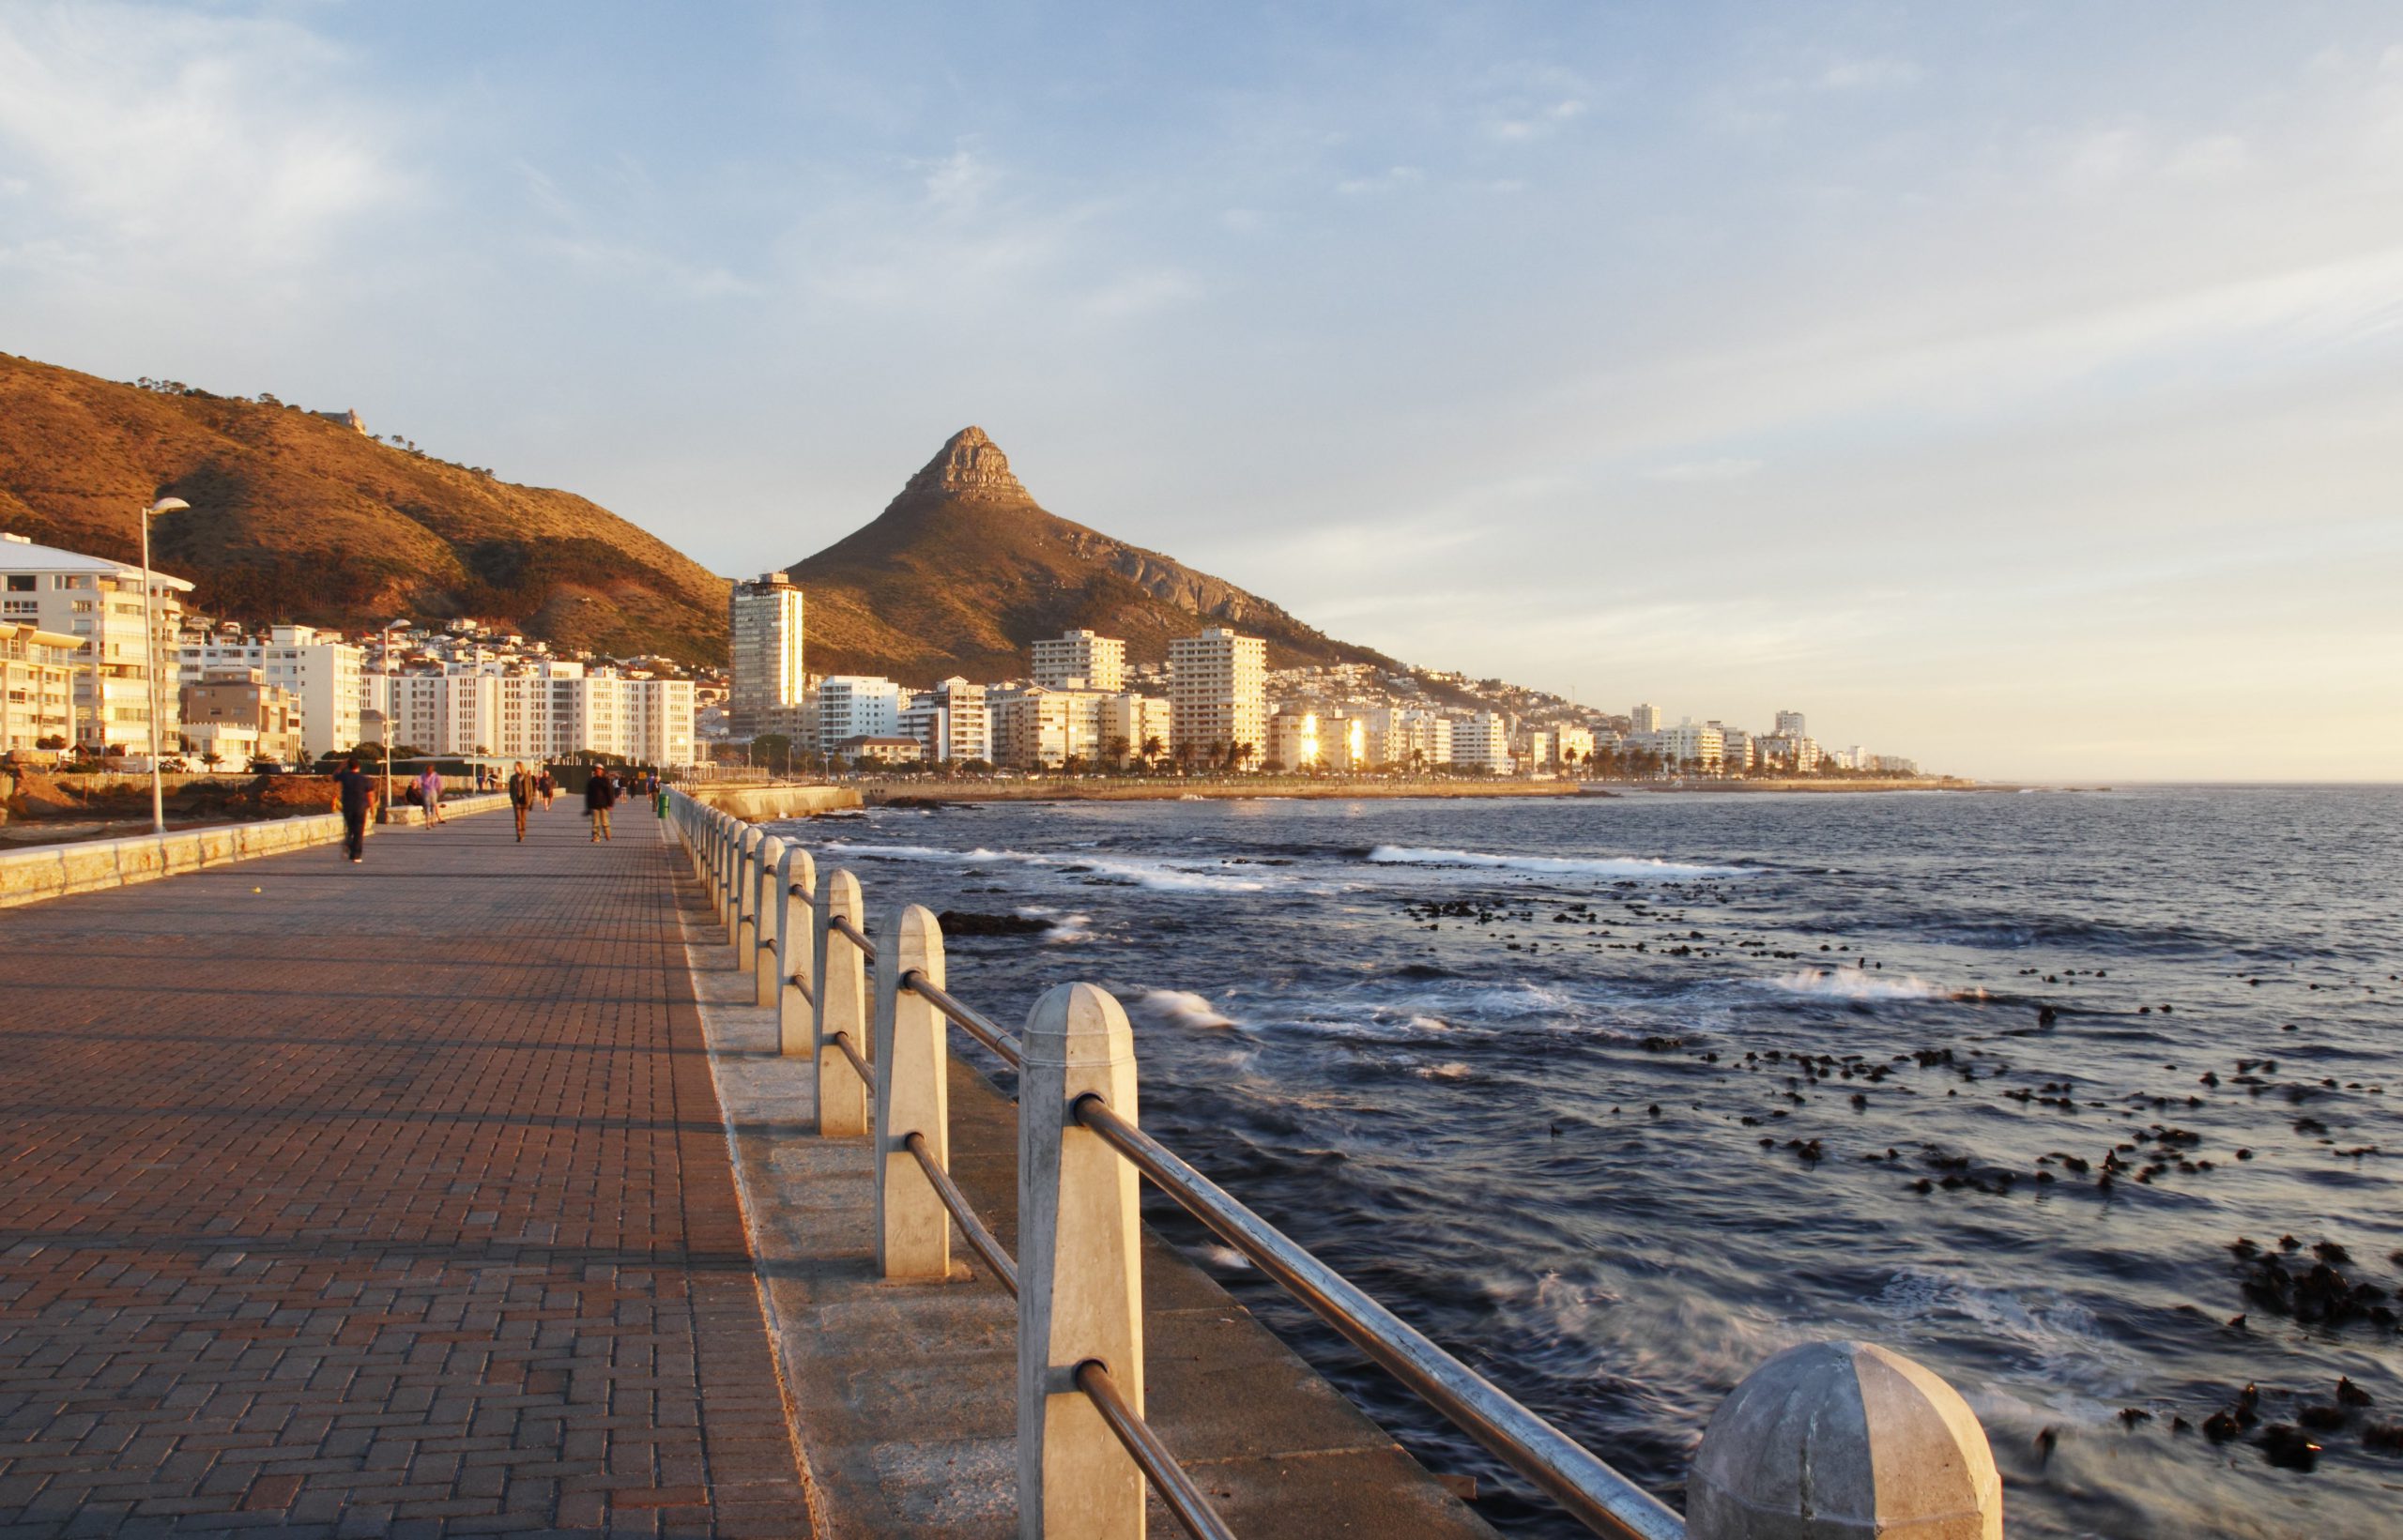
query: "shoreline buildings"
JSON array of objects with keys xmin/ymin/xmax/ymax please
[
  {"xmin": 1, "ymin": 531, "xmax": 192, "ymax": 755},
  {"xmin": 1168, "ymin": 626, "xmax": 1267, "ymax": 766}
]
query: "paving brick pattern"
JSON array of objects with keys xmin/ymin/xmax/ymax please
[{"xmin": 0, "ymin": 803, "xmax": 809, "ymax": 1537}]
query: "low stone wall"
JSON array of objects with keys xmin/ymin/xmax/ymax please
[
  {"xmin": 681, "ymin": 782, "xmax": 861, "ymax": 821},
  {"xmin": 0, "ymin": 794, "xmax": 511, "ymax": 909}
]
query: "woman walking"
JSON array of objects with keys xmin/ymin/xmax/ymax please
[{"xmin": 418, "ymin": 765, "xmax": 445, "ymax": 826}]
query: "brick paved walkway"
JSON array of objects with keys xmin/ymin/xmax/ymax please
[{"xmin": 0, "ymin": 801, "xmax": 810, "ymax": 1537}]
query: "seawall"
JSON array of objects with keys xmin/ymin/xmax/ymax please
[
  {"xmin": 0, "ymin": 794, "xmax": 511, "ymax": 908},
  {"xmin": 684, "ymin": 782, "xmax": 863, "ymax": 820}
]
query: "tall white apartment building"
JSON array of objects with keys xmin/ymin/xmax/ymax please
[
  {"xmin": 1031, "ymin": 629, "xmax": 1125, "ymax": 693},
  {"xmin": 1630, "ymin": 702, "xmax": 1663, "ymax": 735},
  {"xmin": 1520, "ymin": 728, "xmax": 1554, "ymax": 773},
  {"xmin": 899, "ymin": 678, "xmax": 991, "ymax": 764},
  {"xmin": 177, "ymin": 624, "xmax": 364, "ymax": 759},
  {"xmin": 1555, "ymin": 725, "xmax": 1596, "ymax": 770},
  {"xmin": 373, "ymin": 671, "xmax": 500, "ymax": 756},
  {"xmin": 1364, "ymin": 708, "xmax": 1452, "ymax": 771},
  {"xmin": 1167, "ymin": 627, "xmax": 1266, "ymax": 764},
  {"xmin": 729, "ymin": 572, "xmax": 806, "ymax": 738},
  {"xmin": 622, "ymin": 677, "xmax": 697, "ymax": 768},
  {"xmin": 1269, "ymin": 711, "xmax": 1370, "ymax": 772},
  {"xmin": 1450, "ymin": 712, "xmax": 1511, "ymax": 772},
  {"xmin": 0, "ymin": 532, "xmax": 191, "ymax": 753},
  {"xmin": 1721, "ymin": 728, "xmax": 1756, "ymax": 771},
  {"xmin": 814, "ymin": 676, "xmax": 902, "ymax": 755},
  {"xmin": 988, "ymin": 686, "xmax": 1093, "ymax": 770},
  {"xmin": 1774, "ymin": 709, "xmax": 1807, "ymax": 740}
]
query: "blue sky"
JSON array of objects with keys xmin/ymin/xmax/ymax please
[{"xmin": 4, "ymin": 2, "xmax": 2399, "ymax": 779}]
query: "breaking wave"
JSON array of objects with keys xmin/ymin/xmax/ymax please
[
  {"xmin": 818, "ymin": 840, "xmax": 1273, "ymax": 892},
  {"xmin": 1766, "ymin": 967, "xmax": 1956, "ymax": 1001},
  {"xmin": 1365, "ymin": 845, "xmax": 1750, "ymax": 879},
  {"xmin": 1136, "ymin": 989, "xmax": 1238, "ymax": 1029}
]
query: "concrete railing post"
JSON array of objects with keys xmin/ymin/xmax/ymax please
[
  {"xmin": 752, "ymin": 835, "xmax": 787, "ymax": 1004},
  {"xmin": 813, "ymin": 867, "xmax": 871, "ymax": 1137},
  {"xmin": 1018, "ymin": 983, "xmax": 1144, "ymax": 1540},
  {"xmin": 775, "ymin": 844, "xmax": 818, "ymax": 1057},
  {"xmin": 873, "ymin": 904, "xmax": 950, "ymax": 1280},
  {"xmin": 711, "ymin": 815, "xmax": 731, "ymax": 919},
  {"xmin": 1689, "ymin": 1340, "xmax": 2001, "ymax": 1540},
  {"xmin": 730, "ymin": 827, "xmax": 761, "ymax": 947}
]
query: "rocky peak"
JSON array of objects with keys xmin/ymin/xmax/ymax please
[{"xmin": 904, "ymin": 425, "xmax": 1026, "ymax": 499}]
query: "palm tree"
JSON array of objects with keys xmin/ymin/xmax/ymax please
[
  {"xmin": 1140, "ymin": 734, "xmax": 1164, "ymax": 770},
  {"xmin": 1105, "ymin": 735, "xmax": 1131, "ymax": 772}
]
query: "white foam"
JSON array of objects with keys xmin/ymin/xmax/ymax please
[
  {"xmin": 1366, "ymin": 845, "xmax": 1749, "ymax": 879},
  {"xmin": 1417, "ymin": 1060, "xmax": 1474, "ymax": 1080},
  {"xmin": 1136, "ymin": 989, "xmax": 1237, "ymax": 1029},
  {"xmin": 817, "ymin": 840, "xmax": 1272, "ymax": 892},
  {"xmin": 1767, "ymin": 967, "xmax": 1951, "ymax": 1001}
]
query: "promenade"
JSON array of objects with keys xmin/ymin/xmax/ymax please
[{"xmin": 0, "ymin": 801, "xmax": 810, "ymax": 1537}]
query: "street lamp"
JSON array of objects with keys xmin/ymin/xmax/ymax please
[{"xmin": 139, "ymin": 496, "xmax": 191, "ymax": 834}]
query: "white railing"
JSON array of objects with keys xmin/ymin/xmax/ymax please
[{"xmin": 667, "ymin": 790, "xmax": 2004, "ymax": 1540}]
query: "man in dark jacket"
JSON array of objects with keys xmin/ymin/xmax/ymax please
[
  {"xmin": 334, "ymin": 756, "xmax": 374, "ymax": 863},
  {"xmin": 585, "ymin": 767, "xmax": 619, "ymax": 843}
]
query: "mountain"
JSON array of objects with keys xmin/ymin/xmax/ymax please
[
  {"xmin": 0, "ymin": 351, "xmax": 730, "ymax": 663},
  {"xmin": 785, "ymin": 427, "xmax": 1398, "ymax": 684}
]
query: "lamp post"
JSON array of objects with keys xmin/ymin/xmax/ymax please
[{"xmin": 139, "ymin": 496, "xmax": 191, "ymax": 834}]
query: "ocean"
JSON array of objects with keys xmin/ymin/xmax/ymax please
[{"xmin": 771, "ymin": 785, "xmax": 2401, "ymax": 1538}]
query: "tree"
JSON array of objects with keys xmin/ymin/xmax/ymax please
[
  {"xmin": 1105, "ymin": 735, "xmax": 1130, "ymax": 771},
  {"xmin": 199, "ymin": 750, "xmax": 223, "ymax": 771},
  {"xmin": 752, "ymin": 733, "xmax": 793, "ymax": 775},
  {"xmin": 1233, "ymin": 740, "xmax": 1257, "ymax": 773},
  {"xmin": 1140, "ymin": 735, "xmax": 1164, "ymax": 770}
]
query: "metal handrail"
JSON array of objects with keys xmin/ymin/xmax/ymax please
[
  {"xmin": 830, "ymin": 912, "xmax": 878, "ymax": 961},
  {"xmin": 789, "ymin": 977, "xmax": 815, "ymax": 1007},
  {"xmin": 899, "ymin": 969, "xmax": 1024, "ymax": 1066},
  {"xmin": 788, "ymin": 883, "xmax": 817, "ymax": 901},
  {"xmin": 1071, "ymin": 1094, "xmax": 1684, "ymax": 1540},
  {"xmin": 829, "ymin": 1029, "xmax": 876, "ymax": 1091},
  {"xmin": 902, "ymin": 1131, "xmax": 1018, "ymax": 1294},
  {"xmin": 1073, "ymin": 1359, "xmax": 1238, "ymax": 1540}
]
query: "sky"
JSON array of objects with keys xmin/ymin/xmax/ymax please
[{"xmin": 2, "ymin": 2, "xmax": 2399, "ymax": 781}]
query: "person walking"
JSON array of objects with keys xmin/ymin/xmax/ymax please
[
  {"xmin": 539, "ymin": 768, "xmax": 556, "ymax": 811},
  {"xmin": 419, "ymin": 765, "xmax": 445, "ymax": 826},
  {"xmin": 507, "ymin": 761, "xmax": 535, "ymax": 842},
  {"xmin": 585, "ymin": 766, "xmax": 618, "ymax": 842},
  {"xmin": 334, "ymin": 755, "xmax": 374, "ymax": 864}
]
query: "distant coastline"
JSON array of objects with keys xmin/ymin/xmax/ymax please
[{"xmin": 849, "ymin": 774, "xmax": 1986, "ymax": 805}]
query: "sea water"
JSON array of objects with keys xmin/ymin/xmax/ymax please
[{"xmin": 774, "ymin": 785, "xmax": 2402, "ymax": 1538}]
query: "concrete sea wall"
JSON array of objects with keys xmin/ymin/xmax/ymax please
[
  {"xmin": 0, "ymin": 793, "xmax": 512, "ymax": 909},
  {"xmin": 683, "ymin": 782, "xmax": 861, "ymax": 821}
]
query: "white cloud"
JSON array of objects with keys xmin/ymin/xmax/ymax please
[
  {"xmin": 0, "ymin": 4, "xmax": 412, "ymax": 266},
  {"xmin": 1644, "ymin": 457, "xmax": 1761, "ymax": 483},
  {"xmin": 1336, "ymin": 165, "xmax": 1423, "ymax": 196}
]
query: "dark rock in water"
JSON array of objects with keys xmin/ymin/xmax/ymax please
[
  {"xmin": 2118, "ymin": 1407, "xmax": 2152, "ymax": 1426},
  {"xmin": 937, "ymin": 910, "xmax": 1051, "ymax": 937},
  {"xmin": 2202, "ymin": 1410, "xmax": 2242, "ymax": 1442},
  {"xmin": 1640, "ymin": 1035, "xmax": 1687, "ymax": 1052},
  {"xmin": 2297, "ymin": 1405, "xmax": 2348, "ymax": 1433},
  {"xmin": 2337, "ymin": 1377, "xmax": 2373, "ymax": 1408},
  {"xmin": 2258, "ymin": 1424, "xmax": 2320, "ymax": 1471},
  {"xmin": 2365, "ymin": 1422, "xmax": 2403, "ymax": 1454},
  {"xmin": 879, "ymin": 795, "xmax": 946, "ymax": 810}
]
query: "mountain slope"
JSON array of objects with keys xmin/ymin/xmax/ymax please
[
  {"xmin": 0, "ymin": 351, "xmax": 729, "ymax": 663},
  {"xmin": 786, "ymin": 427, "xmax": 1396, "ymax": 683}
]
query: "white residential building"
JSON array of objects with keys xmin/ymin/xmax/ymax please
[
  {"xmin": 1774, "ymin": 709, "xmax": 1808, "ymax": 740},
  {"xmin": 177, "ymin": 624, "xmax": 364, "ymax": 760},
  {"xmin": 814, "ymin": 676, "xmax": 902, "ymax": 755},
  {"xmin": 0, "ymin": 623, "xmax": 81, "ymax": 754},
  {"xmin": 1168, "ymin": 627, "xmax": 1266, "ymax": 767},
  {"xmin": 1031, "ymin": 629, "xmax": 1125, "ymax": 693},
  {"xmin": 1660, "ymin": 719, "xmax": 1726, "ymax": 771},
  {"xmin": 0, "ymin": 532, "xmax": 192, "ymax": 753},
  {"xmin": 1100, "ymin": 693, "xmax": 1172, "ymax": 765},
  {"xmin": 1555, "ymin": 725, "xmax": 1595, "ymax": 770},
  {"xmin": 365, "ymin": 663, "xmax": 696, "ymax": 767},
  {"xmin": 1364, "ymin": 708, "xmax": 1452, "ymax": 771},
  {"xmin": 1630, "ymin": 702, "xmax": 1663, "ymax": 735},
  {"xmin": 728, "ymin": 572, "xmax": 806, "ymax": 738},
  {"xmin": 1450, "ymin": 712, "xmax": 1511, "ymax": 773},
  {"xmin": 899, "ymin": 678, "xmax": 991, "ymax": 765}
]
